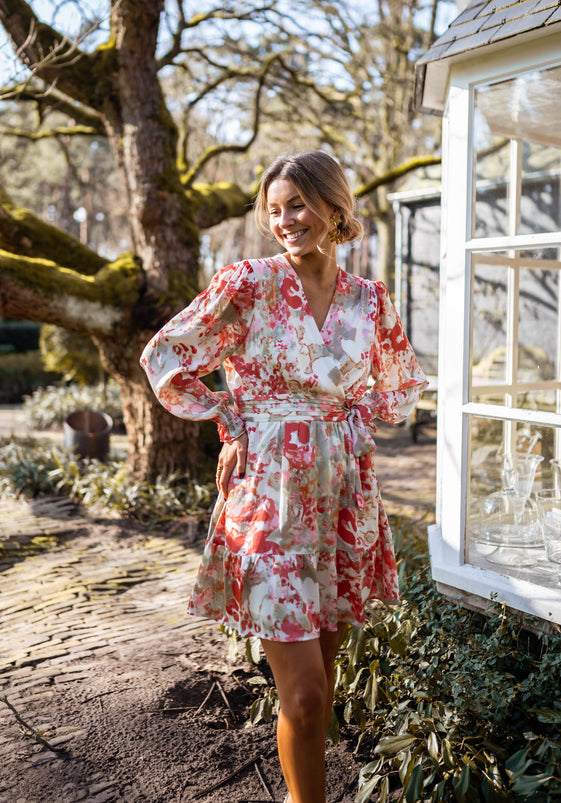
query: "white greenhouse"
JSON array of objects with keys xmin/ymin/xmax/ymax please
[{"xmin": 415, "ymin": 0, "xmax": 561, "ymax": 625}]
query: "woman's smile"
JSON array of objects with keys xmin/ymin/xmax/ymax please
[{"xmin": 266, "ymin": 178, "xmax": 331, "ymax": 258}]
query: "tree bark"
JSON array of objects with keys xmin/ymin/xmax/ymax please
[
  {"xmin": 97, "ymin": 330, "xmax": 206, "ymax": 482},
  {"xmin": 375, "ymin": 212, "xmax": 395, "ymax": 294}
]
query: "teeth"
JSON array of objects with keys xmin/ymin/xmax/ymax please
[{"xmin": 284, "ymin": 230, "xmax": 305, "ymax": 240}]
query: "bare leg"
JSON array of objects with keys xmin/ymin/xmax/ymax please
[
  {"xmin": 319, "ymin": 623, "xmax": 348, "ymax": 732},
  {"xmin": 262, "ymin": 624, "xmax": 347, "ymax": 803}
]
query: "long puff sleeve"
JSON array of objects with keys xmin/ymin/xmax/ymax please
[
  {"xmin": 361, "ymin": 282, "xmax": 428, "ymax": 424},
  {"xmin": 140, "ymin": 260, "xmax": 255, "ymax": 441}
]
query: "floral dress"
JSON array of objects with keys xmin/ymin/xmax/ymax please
[{"xmin": 140, "ymin": 255, "xmax": 427, "ymax": 642}]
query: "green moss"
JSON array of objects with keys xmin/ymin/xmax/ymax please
[
  {"xmin": 0, "ymin": 195, "xmax": 105, "ymax": 274},
  {"xmin": 0, "ymin": 249, "xmax": 142, "ymax": 316},
  {"xmin": 94, "ymin": 253, "xmax": 143, "ymax": 305},
  {"xmin": 167, "ymin": 269, "xmax": 200, "ymax": 305},
  {"xmin": 187, "ymin": 182, "xmax": 254, "ymax": 229}
]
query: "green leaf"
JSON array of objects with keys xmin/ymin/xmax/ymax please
[
  {"xmin": 390, "ymin": 632, "xmax": 408, "ymax": 656},
  {"xmin": 530, "ymin": 707, "xmax": 561, "ymax": 723},
  {"xmin": 399, "ymin": 749, "xmax": 413, "ymax": 785},
  {"xmin": 363, "ymin": 673, "xmax": 378, "ymax": 712},
  {"xmin": 512, "ymin": 772, "xmax": 555, "ymax": 795},
  {"xmin": 442, "ymin": 738, "xmax": 455, "ymax": 770},
  {"xmin": 452, "ymin": 765, "xmax": 470, "ymax": 802},
  {"xmin": 245, "ymin": 637, "xmax": 261, "ymax": 664},
  {"xmin": 246, "ymin": 675, "xmax": 268, "ymax": 685},
  {"xmin": 406, "ymin": 763, "xmax": 424, "ymax": 803},
  {"xmin": 326, "ymin": 708, "xmax": 340, "ymax": 745},
  {"xmin": 374, "ymin": 734, "xmax": 417, "ymax": 755},
  {"xmin": 355, "ymin": 775, "xmax": 380, "ymax": 803},
  {"xmin": 505, "ymin": 748, "xmax": 532, "ymax": 778},
  {"xmin": 379, "ymin": 775, "xmax": 389, "ymax": 803},
  {"xmin": 427, "ymin": 731, "xmax": 439, "ymax": 760}
]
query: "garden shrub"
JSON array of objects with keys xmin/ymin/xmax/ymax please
[
  {"xmin": 0, "ymin": 319, "xmax": 40, "ymax": 352},
  {"xmin": 0, "ymin": 437, "xmax": 216, "ymax": 522},
  {"xmin": 0, "ymin": 350, "xmax": 59, "ymax": 403},
  {"xmin": 334, "ymin": 524, "xmax": 561, "ymax": 802},
  {"xmin": 242, "ymin": 522, "xmax": 561, "ymax": 801},
  {"xmin": 23, "ymin": 381, "xmax": 124, "ymax": 430}
]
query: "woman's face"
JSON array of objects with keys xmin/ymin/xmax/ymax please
[{"xmin": 266, "ymin": 178, "xmax": 331, "ymax": 258}]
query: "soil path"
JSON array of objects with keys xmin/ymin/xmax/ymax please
[{"xmin": 0, "ymin": 421, "xmax": 436, "ymax": 803}]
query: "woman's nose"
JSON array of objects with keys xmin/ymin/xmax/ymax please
[{"xmin": 279, "ymin": 208, "xmax": 294, "ymax": 227}]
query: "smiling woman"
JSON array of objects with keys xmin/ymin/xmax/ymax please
[{"xmin": 140, "ymin": 150, "xmax": 428, "ymax": 803}]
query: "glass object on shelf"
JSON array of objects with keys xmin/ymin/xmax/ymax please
[
  {"xmin": 535, "ymin": 489, "xmax": 561, "ymax": 585},
  {"xmin": 550, "ymin": 460, "xmax": 561, "ymax": 493},
  {"xmin": 475, "ymin": 454, "xmax": 543, "ymax": 566}
]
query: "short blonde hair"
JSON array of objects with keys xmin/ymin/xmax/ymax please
[{"xmin": 254, "ymin": 150, "xmax": 363, "ymax": 244}]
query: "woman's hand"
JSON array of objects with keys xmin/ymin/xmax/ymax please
[{"xmin": 216, "ymin": 431, "xmax": 248, "ymax": 497}]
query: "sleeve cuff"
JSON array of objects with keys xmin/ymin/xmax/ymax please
[{"xmin": 216, "ymin": 405, "xmax": 246, "ymax": 442}]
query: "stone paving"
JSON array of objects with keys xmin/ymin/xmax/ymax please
[
  {"xmin": 0, "ymin": 411, "xmax": 436, "ymax": 802},
  {"xmin": 0, "ymin": 500, "xmax": 214, "ymax": 803}
]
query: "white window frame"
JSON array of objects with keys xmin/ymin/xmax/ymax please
[{"xmin": 428, "ymin": 32, "xmax": 561, "ymax": 624}]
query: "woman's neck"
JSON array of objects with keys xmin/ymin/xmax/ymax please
[{"xmin": 284, "ymin": 249, "xmax": 338, "ymax": 286}]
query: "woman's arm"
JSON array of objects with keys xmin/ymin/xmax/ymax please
[{"xmin": 140, "ymin": 260, "xmax": 255, "ymax": 442}]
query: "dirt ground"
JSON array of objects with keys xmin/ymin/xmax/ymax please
[
  {"xmin": 0, "ymin": 421, "xmax": 436, "ymax": 803},
  {"xmin": 0, "ymin": 519, "xmax": 373, "ymax": 803}
]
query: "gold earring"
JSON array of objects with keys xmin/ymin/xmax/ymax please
[{"xmin": 328, "ymin": 214, "xmax": 344, "ymax": 244}]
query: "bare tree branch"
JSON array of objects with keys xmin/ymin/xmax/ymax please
[
  {"xmin": 0, "ymin": 124, "xmax": 100, "ymax": 138},
  {"xmin": 0, "ymin": 81, "xmax": 106, "ymax": 133},
  {"xmin": 0, "ymin": 0, "xmax": 117, "ymax": 112},
  {"xmin": 181, "ymin": 53, "xmax": 280, "ymax": 187},
  {"xmin": 355, "ymin": 153, "xmax": 442, "ymax": 197},
  {"xmin": 157, "ymin": 2, "xmax": 277, "ymax": 69}
]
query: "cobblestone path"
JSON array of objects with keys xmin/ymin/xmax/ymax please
[{"xmin": 0, "ymin": 501, "xmax": 215, "ymax": 803}]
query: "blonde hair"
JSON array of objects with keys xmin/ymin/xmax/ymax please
[{"xmin": 254, "ymin": 150, "xmax": 363, "ymax": 244}]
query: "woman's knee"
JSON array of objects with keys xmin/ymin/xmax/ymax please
[{"xmin": 280, "ymin": 675, "xmax": 327, "ymax": 730}]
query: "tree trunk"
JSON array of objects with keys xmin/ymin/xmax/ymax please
[
  {"xmin": 375, "ymin": 212, "xmax": 395, "ymax": 294},
  {"xmin": 96, "ymin": 330, "xmax": 220, "ymax": 482},
  {"xmin": 119, "ymin": 375, "xmax": 201, "ymax": 483}
]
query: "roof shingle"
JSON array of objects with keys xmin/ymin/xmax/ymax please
[{"xmin": 418, "ymin": 0, "xmax": 561, "ymax": 65}]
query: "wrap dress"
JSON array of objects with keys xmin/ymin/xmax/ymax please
[{"xmin": 140, "ymin": 254, "xmax": 427, "ymax": 642}]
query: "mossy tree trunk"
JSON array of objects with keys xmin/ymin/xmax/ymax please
[{"xmin": 0, "ymin": 0, "xmax": 252, "ymax": 481}]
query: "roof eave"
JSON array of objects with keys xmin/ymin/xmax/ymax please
[{"xmin": 415, "ymin": 23, "xmax": 561, "ymax": 114}]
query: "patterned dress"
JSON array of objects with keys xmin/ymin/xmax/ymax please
[{"xmin": 140, "ymin": 255, "xmax": 427, "ymax": 642}]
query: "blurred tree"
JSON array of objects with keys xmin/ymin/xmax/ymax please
[
  {"xmin": 0, "ymin": 0, "xmax": 447, "ymax": 480},
  {"xmin": 40, "ymin": 324, "xmax": 104, "ymax": 385}
]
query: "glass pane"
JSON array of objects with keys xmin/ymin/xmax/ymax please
[
  {"xmin": 521, "ymin": 145, "xmax": 561, "ymax": 235},
  {"xmin": 467, "ymin": 416, "xmax": 561, "ymax": 587},
  {"xmin": 471, "ymin": 392, "xmax": 508, "ymax": 405},
  {"xmin": 518, "ymin": 265, "xmax": 559, "ymax": 383},
  {"xmin": 470, "ymin": 251, "xmax": 561, "ymax": 411},
  {"xmin": 517, "ymin": 390, "xmax": 557, "ymax": 412},
  {"xmin": 473, "ymin": 64, "xmax": 561, "ymax": 238},
  {"xmin": 471, "ymin": 260, "xmax": 508, "ymax": 387}
]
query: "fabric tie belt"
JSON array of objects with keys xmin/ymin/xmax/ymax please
[{"xmin": 236, "ymin": 396, "xmax": 376, "ymax": 509}]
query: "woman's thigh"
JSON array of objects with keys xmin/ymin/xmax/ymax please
[{"xmin": 261, "ymin": 638, "xmax": 328, "ymax": 711}]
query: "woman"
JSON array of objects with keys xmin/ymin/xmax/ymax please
[{"xmin": 140, "ymin": 150, "xmax": 427, "ymax": 803}]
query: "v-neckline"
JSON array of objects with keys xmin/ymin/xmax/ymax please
[{"xmin": 280, "ymin": 254, "xmax": 340, "ymax": 338}]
